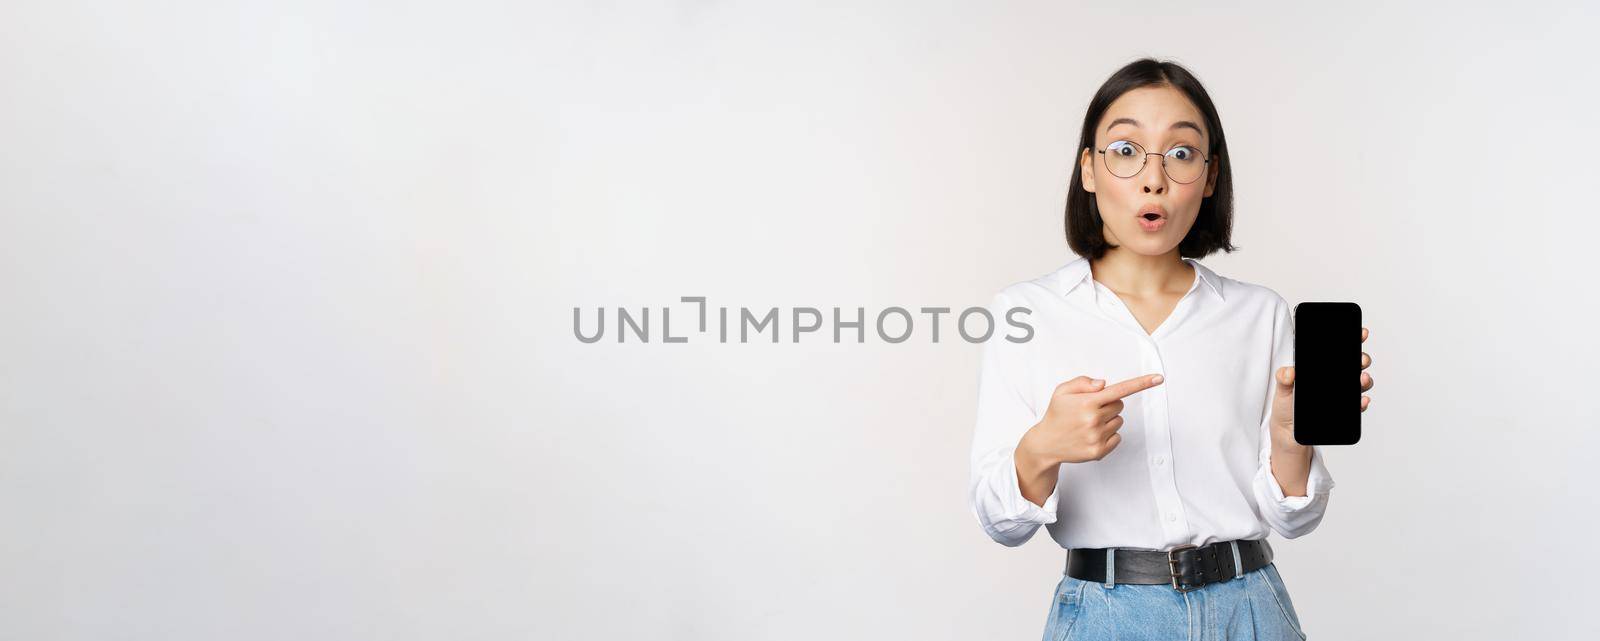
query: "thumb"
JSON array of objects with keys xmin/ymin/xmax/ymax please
[
  {"xmin": 1276, "ymin": 366, "xmax": 1296, "ymax": 395},
  {"xmin": 1056, "ymin": 375, "xmax": 1106, "ymax": 396}
]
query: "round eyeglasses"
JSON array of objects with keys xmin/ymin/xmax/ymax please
[{"xmin": 1094, "ymin": 139, "xmax": 1211, "ymax": 184}]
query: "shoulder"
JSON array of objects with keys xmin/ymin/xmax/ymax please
[
  {"xmin": 986, "ymin": 256, "xmax": 1089, "ymax": 307},
  {"xmin": 990, "ymin": 277, "xmax": 1057, "ymax": 306},
  {"xmin": 985, "ymin": 269, "xmax": 1073, "ymax": 314},
  {"xmin": 1202, "ymin": 263, "xmax": 1290, "ymax": 318}
]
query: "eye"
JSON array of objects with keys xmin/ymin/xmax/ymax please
[
  {"xmin": 1167, "ymin": 146, "xmax": 1200, "ymax": 161},
  {"xmin": 1107, "ymin": 140, "xmax": 1138, "ymax": 157}
]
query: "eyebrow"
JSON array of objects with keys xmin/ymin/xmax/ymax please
[{"xmin": 1106, "ymin": 117, "xmax": 1205, "ymax": 136}]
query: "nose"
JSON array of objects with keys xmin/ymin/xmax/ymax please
[{"xmin": 1139, "ymin": 154, "xmax": 1167, "ymax": 194}]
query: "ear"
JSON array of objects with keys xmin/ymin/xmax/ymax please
[
  {"xmin": 1080, "ymin": 147, "xmax": 1096, "ymax": 193},
  {"xmin": 1203, "ymin": 153, "xmax": 1220, "ymax": 197}
]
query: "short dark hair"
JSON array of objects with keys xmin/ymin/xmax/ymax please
[{"xmin": 1065, "ymin": 58, "xmax": 1237, "ymax": 260}]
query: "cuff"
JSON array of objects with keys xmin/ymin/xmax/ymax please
[
  {"xmin": 1261, "ymin": 446, "xmax": 1336, "ymax": 511},
  {"xmin": 1002, "ymin": 448, "xmax": 1059, "ymax": 524}
]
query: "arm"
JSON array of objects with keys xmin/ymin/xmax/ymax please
[
  {"xmin": 1269, "ymin": 433, "xmax": 1313, "ymax": 497},
  {"xmin": 968, "ymin": 292, "xmax": 1058, "ymax": 547},
  {"xmin": 1015, "ymin": 429, "xmax": 1062, "ymax": 511},
  {"xmin": 1249, "ymin": 295, "xmax": 1336, "ymax": 538},
  {"xmin": 1251, "ymin": 408, "xmax": 1336, "ymax": 538}
]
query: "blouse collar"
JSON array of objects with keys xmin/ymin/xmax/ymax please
[{"xmin": 1056, "ymin": 255, "xmax": 1226, "ymax": 303}]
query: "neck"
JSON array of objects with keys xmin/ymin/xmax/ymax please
[{"xmin": 1089, "ymin": 247, "xmax": 1192, "ymax": 297}]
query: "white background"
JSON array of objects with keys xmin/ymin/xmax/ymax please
[{"xmin": 3, "ymin": 1, "xmax": 1597, "ymax": 639}]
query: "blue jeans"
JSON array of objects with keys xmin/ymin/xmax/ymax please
[{"xmin": 1042, "ymin": 562, "xmax": 1308, "ymax": 641}]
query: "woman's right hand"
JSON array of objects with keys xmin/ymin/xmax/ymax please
[{"xmin": 1020, "ymin": 373, "xmax": 1166, "ymax": 466}]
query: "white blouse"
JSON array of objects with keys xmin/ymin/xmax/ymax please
[{"xmin": 967, "ymin": 256, "xmax": 1335, "ymax": 550}]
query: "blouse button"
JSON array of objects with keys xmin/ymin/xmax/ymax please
[
  {"xmin": 1153, "ymin": 456, "xmax": 1165, "ymax": 466},
  {"xmin": 1166, "ymin": 513, "xmax": 1177, "ymax": 522}
]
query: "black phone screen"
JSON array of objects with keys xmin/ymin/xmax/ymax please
[{"xmin": 1292, "ymin": 302, "xmax": 1362, "ymax": 445}]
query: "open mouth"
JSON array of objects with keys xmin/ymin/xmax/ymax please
[{"xmin": 1137, "ymin": 205, "xmax": 1167, "ymax": 231}]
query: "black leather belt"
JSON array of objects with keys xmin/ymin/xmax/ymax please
[{"xmin": 1065, "ymin": 539, "xmax": 1273, "ymax": 592}]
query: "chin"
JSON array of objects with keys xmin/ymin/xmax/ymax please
[
  {"xmin": 1118, "ymin": 233, "xmax": 1181, "ymax": 255},
  {"xmin": 1130, "ymin": 241, "xmax": 1181, "ymax": 255}
]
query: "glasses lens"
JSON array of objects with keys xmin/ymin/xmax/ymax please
[
  {"xmin": 1163, "ymin": 147, "xmax": 1205, "ymax": 183},
  {"xmin": 1103, "ymin": 140, "xmax": 1145, "ymax": 178}
]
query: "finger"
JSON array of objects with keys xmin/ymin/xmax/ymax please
[
  {"xmin": 1102, "ymin": 431, "xmax": 1123, "ymax": 453},
  {"xmin": 1362, "ymin": 352, "xmax": 1371, "ymax": 369},
  {"xmin": 1094, "ymin": 373, "xmax": 1165, "ymax": 403},
  {"xmin": 1055, "ymin": 375, "xmax": 1106, "ymax": 396},
  {"xmin": 1361, "ymin": 395, "xmax": 1370, "ymax": 411},
  {"xmin": 1362, "ymin": 327, "xmax": 1368, "ymax": 343},
  {"xmin": 1095, "ymin": 398, "xmax": 1125, "ymax": 420},
  {"xmin": 1361, "ymin": 372, "xmax": 1373, "ymax": 392}
]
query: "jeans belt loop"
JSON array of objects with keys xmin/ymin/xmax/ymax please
[{"xmin": 1104, "ymin": 548, "xmax": 1116, "ymax": 589}]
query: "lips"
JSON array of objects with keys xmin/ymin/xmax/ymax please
[
  {"xmin": 1137, "ymin": 204, "xmax": 1168, "ymax": 232},
  {"xmin": 1137, "ymin": 204, "xmax": 1168, "ymax": 221}
]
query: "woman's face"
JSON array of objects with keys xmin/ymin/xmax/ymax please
[{"xmin": 1079, "ymin": 84, "xmax": 1220, "ymax": 255}]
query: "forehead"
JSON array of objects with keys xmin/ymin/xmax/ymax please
[{"xmin": 1098, "ymin": 85, "xmax": 1206, "ymax": 140}]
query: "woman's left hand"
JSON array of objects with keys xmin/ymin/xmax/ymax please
[{"xmin": 1268, "ymin": 327, "xmax": 1373, "ymax": 448}]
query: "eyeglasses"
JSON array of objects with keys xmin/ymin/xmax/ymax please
[{"xmin": 1094, "ymin": 139, "xmax": 1211, "ymax": 184}]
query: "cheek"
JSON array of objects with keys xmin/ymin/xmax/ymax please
[
  {"xmin": 1175, "ymin": 180, "xmax": 1207, "ymax": 196},
  {"xmin": 1169, "ymin": 182, "xmax": 1208, "ymax": 210},
  {"xmin": 1093, "ymin": 172, "xmax": 1138, "ymax": 211}
]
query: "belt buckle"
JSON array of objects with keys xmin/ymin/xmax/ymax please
[{"xmin": 1167, "ymin": 544, "xmax": 1201, "ymax": 593}]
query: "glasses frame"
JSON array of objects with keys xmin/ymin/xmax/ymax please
[{"xmin": 1093, "ymin": 139, "xmax": 1212, "ymax": 185}]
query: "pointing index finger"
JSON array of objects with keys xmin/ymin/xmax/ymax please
[{"xmin": 1094, "ymin": 373, "xmax": 1165, "ymax": 403}]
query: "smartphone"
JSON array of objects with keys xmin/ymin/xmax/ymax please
[{"xmin": 1292, "ymin": 302, "xmax": 1362, "ymax": 445}]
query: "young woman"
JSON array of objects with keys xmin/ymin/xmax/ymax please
[{"xmin": 967, "ymin": 59, "xmax": 1375, "ymax": 640}]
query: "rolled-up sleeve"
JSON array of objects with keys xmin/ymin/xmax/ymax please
[
  {"xmin": 968, "ymin": 291, "xmax": 1057, "ymax": 547},
  {"xmin": 1250, "ymin": 295, "xmax": 1336, "ymax": 539}
]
